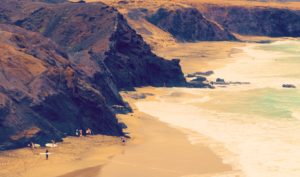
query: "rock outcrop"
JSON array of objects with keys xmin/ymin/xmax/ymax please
[
  {"xmin": 0, "ymin": 1, "xmax": 186, "ymax": 150},
  {"xmin": 146, "ymin": 7, "xmax": 237, "ymax": 42}
]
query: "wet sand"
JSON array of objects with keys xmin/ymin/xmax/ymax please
[
  {"xmin": 100, "ymin": 93, "xmax": 233, "ymax": 177},
  {"xmin": 58, "ymin": 165, "xmax": 102, "ymax": 177}
]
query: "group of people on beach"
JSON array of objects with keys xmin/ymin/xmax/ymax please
[
  {"xmin": 75, "ymin": 128, "xmax": 92, "ymax": 137},
  {"xmin": 29, "ymin": 140, "xmax": 55, "ymax": 160},
  {"xmin": 28, "ymin": 127, "xmax": 128, "ymax": 160}
]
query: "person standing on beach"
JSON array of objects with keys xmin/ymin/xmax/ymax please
[
  {"xmin": 86, "ymin": 128, "xmax": 92, "ymax": 135},
  {"xmin": 75, "ymin": 129, "xmax": 79, "ymax": 136},
  {"xmin": 45, "ymin": 149, "xmax": 49, "ymax": 160},
  {"xmin": 79, "ymin": 129, "xmax": 83, "ymax": 137},
  {"xmin": 30, "ymin": 142, "xmax": 35, "ymax": 149}
]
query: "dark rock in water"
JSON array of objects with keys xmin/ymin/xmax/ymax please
[
  {"xmin": 146, "ymin": 7, "xmax": 237, "ymax": 42},
  {"xmin": 191, "ymin": 76, "xmax": 207, "ymax": 82},
  {"xmin": 195, "ymin": 71, "xmax": 214, "ymax": 76},
  {"xmin": 216, "ymin": 78, "xmax": 225, "ymax": 83},
  {"xmin": 187, "ymin": 76, "xmax": 213, "ymax": 88},
  {"xmin": 187, "ymin": 82, "xmax": 214, "ymax": 89},
  {"xmin": 0, "ymin": 1, "xmax": 186, "ymax": 150},
  {"xmin": 186, "ymin": 71, "xmax": 214, "ymax": 78},
  {"xmin": 186, "ymin": 73, "xmax": 197, "ymax": 78},
  {"xmin": 282, "ymin": 84, "xmax": 296, "ymax": 88},
  {"xmin": 256, "ymin": 40, "xmax": 272, "ymax": 44}
]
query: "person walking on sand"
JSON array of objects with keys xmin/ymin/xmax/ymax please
[
  {"xmin": 45, "ymin": 149, "xmax": 49, "ymax": 160},
  {"xmin": 79, "ymin": 129, "xmax": 83, "ymax": 137}
]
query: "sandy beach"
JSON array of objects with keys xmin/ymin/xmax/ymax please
[
  {"xmin": 154, "ymin": 42, "xmax": 245, "ymax": 74},
  {"xmin": 99, "ymin": 92, "xmax": 234, "ymax": 177},
  {"xmin": 0, "ymin": 89, "xmax": 234, "ymax": 177},
  {"xmin": 0, "ymin": 135, "xmax": 124, "ymax": 177}
]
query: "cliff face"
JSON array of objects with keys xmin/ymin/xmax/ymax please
[
  {"xmin": 0, "ymin": 24, "xmax": 122, "ymax": 149},
  {"xmin": 14, "ymin": 2, "xmax": 185, "ymax": 89},
  {"xmin": 106, "ymin": 14, "xmax": 185, "ymax": 89},
  {"xmin": 0, "ymin": 1, "xmax": 186, "ymax": 150},
  {"xmin": 201, "ymin": 5, "xmax": 300, "ymax": 37},
  {"xmin": 146, "ymin": 8, "xmax": 237, "ymax": 42}
]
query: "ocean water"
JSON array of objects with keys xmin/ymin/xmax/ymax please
[{"xmin": 136, "ymin": 41, "xmax": 300, "ymax": 177}]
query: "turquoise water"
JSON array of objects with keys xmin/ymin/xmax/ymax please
[
  {"xmin": 254, "ymin": 40, "xmax": 300, "ymax": 55},
  {"xmin": 252, "ymin": 41, "xmax": 300, "ymax": 78},
  {"xmin": 255, "ymin": 40, "xmax": 300, "ymax": 55},
  {"xmin": 200, "ymin": 88, "xmax": 300, "ymax": 119}
]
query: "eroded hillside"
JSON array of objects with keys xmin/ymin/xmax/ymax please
[
  {"xmin": 0, "ymin": 0, "xmax": 186, "ymax": 150},
  {"xmin": 97, "ymin": 0, "xmax": 300, "ymax": 44}
]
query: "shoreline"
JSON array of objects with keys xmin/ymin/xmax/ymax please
[{"xmin": 99, "ymin": 92, "xmax": 235, "ymax": 177}]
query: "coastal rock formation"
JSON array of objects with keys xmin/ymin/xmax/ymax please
[
  {"xmin": 0, "ymin": 1, "xmax": 186, "ymax": 149},
  {"xmin": 187, "ymin": 76, "xmax": 214, "ymax": 88},
  {"xmin": 146, "ymin": 8, "xmax": 237, "ymax": 42},
  {"xmin": 201, "ymin": 5, "xmax": 300, "ymax": 37}
]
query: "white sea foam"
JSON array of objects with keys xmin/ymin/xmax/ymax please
[
  {"xmin": 211, "ymin": 41, "xmax": 300, "ymax": 89},
  {"xmin": 136, "ymin": 93, "xmax": 300, "ymax": 177},
  {"xmin": 136, "ymin": 40, "xmax": 300, "ymax": 177}
]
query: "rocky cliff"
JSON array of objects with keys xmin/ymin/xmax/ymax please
[
  {"xmin": 200, "ymin": 5, "xmax": 300, "ymax": 37},
  {"xmin": 146, "ymin": 7, "xmax": 237, "ymax": 42},
  {"xmin": 0, "ymin": 1, "xmax": 186, "ymax": 150}
]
